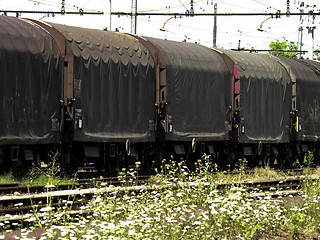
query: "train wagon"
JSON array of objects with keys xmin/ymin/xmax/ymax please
[
  {"xmin": 0, "ymin": 16, "xmax": 62, "ymax": 171},
  {"xmin": 131, "ymin": 36, "xmax": 234, "ymax": 165},
  {"xmin": 220, "ymin": 50, "xmax": 292, "ymax": 164},
  {"xmin": 31, "ymin": 21, "xmax": 156, "ymax": 171},
  {"xmin": 276, "ymin": 57, "xmax": 320, "ymax": 163},
  {"xmin": 1, "ymin": 16, "xmax": 320, "ymax": 172}
]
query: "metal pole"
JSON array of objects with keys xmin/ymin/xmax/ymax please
[
  {"xmin": 298, "ymin": 7, "xmax": 304, "ymax": 59},
  {"xmin": 298, "ymin": 26, "xmax": 303, "ymax": 58},
  {"xmin": 134, "ymin": 0, "xmax": 137, "ymax": 33},
  {"xmin": 307, "ymin": 26, "xmax": 315, "ymax": 59},
  {"xmin": 131, "ymin": 0, "xmax": 137, "ymax": 34},
  {"xmin": 213, "ymin": 3, "xmax": 217, "ymax": 48},
  {"xmin": 109, "ymin": 0, "xmax": 112, "ymax": 31},
  {"xmin": 306, "ymin": 4, "xmax": 316, "ymax": 60}
]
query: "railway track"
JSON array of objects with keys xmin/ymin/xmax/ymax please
[
  {"xmin": 0, "ymin": 165, "xmax": 316, "ymax": 232},
  {"xmin": 0, "ymin": 174, "xmax": 151, "ymax": 217},
  {"xmin": 0, "ymin": 176, "xmax": 311, "ymax": 217},
  {"xmin": 0, "ymin": 174, "xmax": 150, "ymax": 196}
]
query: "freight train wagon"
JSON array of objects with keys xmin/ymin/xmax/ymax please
[{"xmin": 1, "ymin": 16, "xmax": 320, "ymax": 173}]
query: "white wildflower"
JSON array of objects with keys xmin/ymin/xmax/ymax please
[
  {"xmin": 40, "ymin": 206, "xmax": 53, "ymax": 212},
  {"xmin": 105, "ymin": 223, "xmax": 116, "ymax": 230},
  {"xmin": 119, "ymin": 220, "xmax": 134, "ymax": 226}
]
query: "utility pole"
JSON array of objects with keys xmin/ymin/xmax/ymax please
[
  {"xmin": 298, "ymin": 26, "xmax": 303, "ymax": 58},
  {"xmin": 213, "ymin": 3, "xmax": 217, "ymax": 48},
  {"xmin": 131, "ymin": 0, "xmax": 137, "ymax": 34},
  {"xmin": 307, "ymin": 26, "xmax": 315, "ymax": 59},
  {"xmin": 190, "ymin": 0, "xmax": 194, "ymax": 15},
  {"xmin": 307, "ymin": 4, "xmax": 316, "ymax": 60},
  {"xmin": 298, "ymin": 4, "xmax": 304, "ymax": 59},
  {"xmin": 296, "ymin": 1, "xmax": 317, "ymax": 59},
  {"xmin": 109, "ymin": 0, "xmax": 112, "ymax": 31},
  {"xmin": 61, "ymin": 0, "xmax": 65, "ymax": 15}
]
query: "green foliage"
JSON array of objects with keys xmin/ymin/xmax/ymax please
[
  {"xmin": 303, "ymin": 151, "xmax": 315, "ymax": 167},
  {"xmin": 269, "ymin": 40, "xmax": 299, "ymax": 58},
  {"xmin": 0, "ymin": 172, "xmax": 16, "ymax": 184},
  {"xmin": 2, "ymin": 161, "xmax": 320, "ymax": 239},
  {"xmin": 20, "ymin": 150, "xmax": 76, "ymax": 186},
  {"xmin": 19, "ymin": 174, "xmax": 76, "ymax": 186},
  {"xmin": 314, "ymin": 50, "xmax": 320, "ymax": 60},
  {"xmin": 253, "ymin": 166, "xmax": 278, "ymax": 178},
  {"xmin": 0, "ymin": 150, "xmax": 75, "ymax": 186}
]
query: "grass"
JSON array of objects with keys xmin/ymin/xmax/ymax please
[
  {"xmin": 20, "ymin": 174, "xmax": 77, "ymax": 186},
  {"xmin": 1, "ymin": 157, "xmax": 320, "ymax": 239},
  {"xmin": 0, "ymin": 172, "xmax": 16, "ymax": 184},
  {"xmin": 0, "ymin": 169, "xmax": 76, "ymax": 186},
  {"xmin": 0, "ymin": 150, "xmax": 76, "ymax": 186}
]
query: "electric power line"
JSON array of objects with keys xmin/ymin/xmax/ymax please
[
  {"xmin": 0, "ymin": 9, "xmax": 102, "ymax": 15},
  {"xmin": 177, "ymin": 0, "xmax": 188, "ymax": 10},
  {"xmin": 111, "ymin": 11, "xmax": 320, "ymax": 17}
]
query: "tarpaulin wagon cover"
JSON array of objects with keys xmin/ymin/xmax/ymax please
[
  {"xmin": 221, "ymin": 50, "xmax": 291, "ymax": 143},
  {"xmin": 279, "ymin": 57, "xmax": 320, "ymax": 141},
  {"xmin": 50, "ymin": 23, "xmax": 156, "ymax": 142},
  {"xmin": 146, "ymin": 37, "xmax": 233, "ymax": 141},
  {"xmin": 0, "ymin": 16, "xmax": 62, "ymax": 144}
]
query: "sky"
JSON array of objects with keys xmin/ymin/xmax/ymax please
[{"xmin": 0, "ymin": 0, "xmax": 319, "ymax": 54}]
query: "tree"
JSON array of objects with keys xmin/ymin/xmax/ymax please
[
  {"xmin": 269, "ymin": 40, "xmax": 299, "ymax": 58},
  {"xmin": 314, "ymin": 49, "xmax": 320, "ymax": 60}
]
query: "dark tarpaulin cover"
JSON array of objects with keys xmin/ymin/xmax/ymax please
[
  {"xmin": 145, "ymin": 37, "xmax": 233, "ymax": 141},
  {"xmin": 49, "ymin": 23, "xmax": 155, "ymax": 142},
  {"xmin": 221, "ymin": 50, "xmax": 291, "ymax": 143},
  {"xmin": 0, "ymin": 16, "xmax": 62, "ymax": 144},
  {"xmin": 278, "ymin": 57, "xmax": 320, "ymax": 141}
]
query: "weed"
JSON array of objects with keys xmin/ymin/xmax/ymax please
[
  {"xmin": 1, "ymin": 161, "xmax": 320, "ymax": 239},
  {"xmin": 0, "ymin": 171, "xmax": 16, "ymax": 184}
]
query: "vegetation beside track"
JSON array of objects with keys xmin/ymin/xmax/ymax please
[
  {"xmin": 1, "ymin": 156, "xmax": 320, "ymax": 239},
  {"xmin": 0, "ymin": 168, "xmax": 76, "ymax": 187}
]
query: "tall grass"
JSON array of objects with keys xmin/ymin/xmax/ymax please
[{"xmin": 1, "ymin": 157, "xmax": 320, "ymax": 239}]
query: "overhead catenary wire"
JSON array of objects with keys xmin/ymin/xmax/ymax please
[
  {"xmin": 250, "ymin": 0, "xmax": 278, "ymax": 10},
  {"xmin": 0, "ymin": 10, "xmax": 103, "ymax": 14},
  {"xmin": 137, "ymin": 13, "xmax": 299, "ymax": 50},
  {"xmin": 22, "ymin": 0, "xmax": 102, "ymax": 13},
  {"xmin": 213, "ymin": 0, "xmax": 272, "ymax": 13},
  {"xmin": 177, "ymin": 0, "xmax": 188, "ymax": 10},
  {"xmin": 111, "ymin": 11, "xmax": 320, "ymax": 16},
  {"xmin": 1, "ymin": 0, "xmax": 318, "ymax": 53}
]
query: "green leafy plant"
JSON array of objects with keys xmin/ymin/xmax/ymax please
[
  {"xmin": 269, "ymin": 40, "xmax": 299, "ymax": 58},
  {"xmin": 2, "ymin": 162, "xmax": 320, "ymax": 239}
]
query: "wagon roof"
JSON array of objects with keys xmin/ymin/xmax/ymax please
[
  {"xmin": 47, "ymin": 22, "xmax": 154, "ymax": 67},
  {"xmin": 145, "ymin": 36, "xmax": 228, "ymax": 73},
  {"xmin": 220, "ymin": 49, "xmax": 291, "ymax": 84},
  {"xmin": 0, "ymin": 16, "xmax": 60, "ymax": 57}
]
